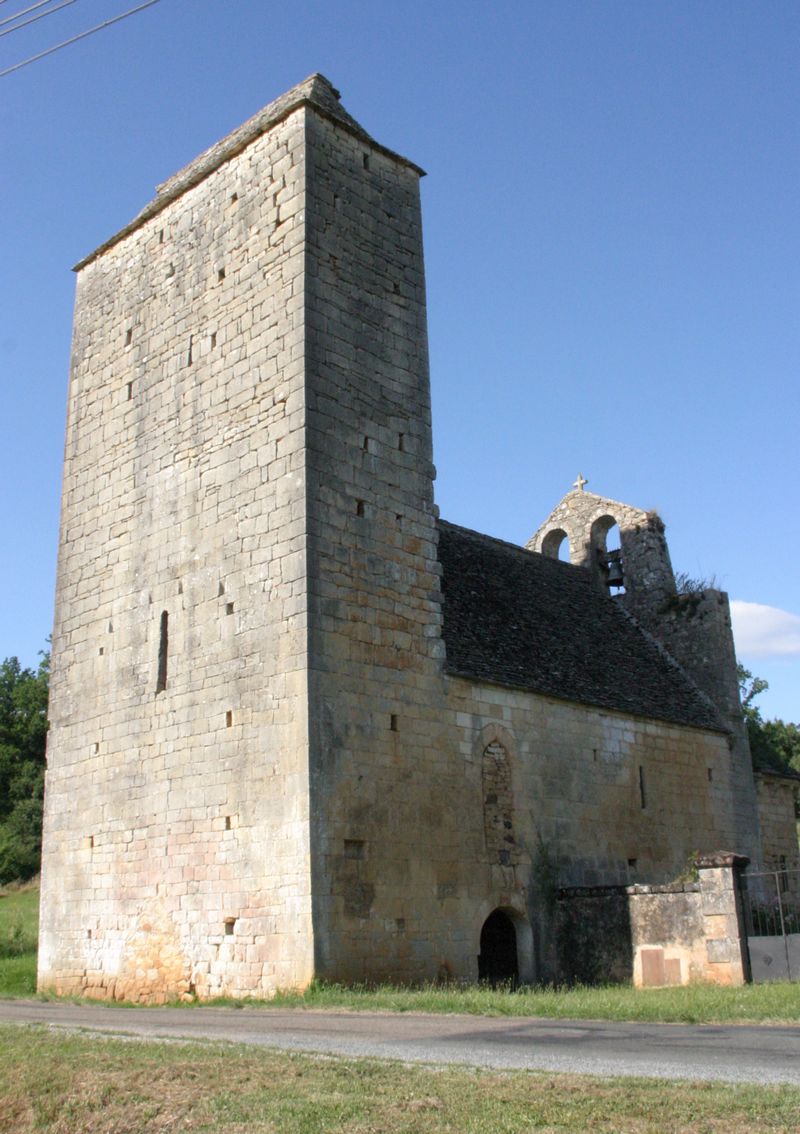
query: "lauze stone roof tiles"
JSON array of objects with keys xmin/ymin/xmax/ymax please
[{"xmin": 437, "ymin": 520, "xmax": 723, "ymax": 732}]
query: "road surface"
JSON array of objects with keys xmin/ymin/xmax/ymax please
[{"xmin": 1, "ymin": 1000, "xmax": 798, "ymax": 1085}]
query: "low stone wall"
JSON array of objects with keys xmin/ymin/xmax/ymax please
[{"xmin": 556, "ymin": 853, "xmax": 749, "ymax": 987}]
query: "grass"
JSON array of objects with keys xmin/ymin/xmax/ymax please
[
  {"xmin": 0, "ymin": 883, "xmax": 38, "ymax": 998},
  {"xmin": 249, "ymin": 978, "xmax": 800, "ymax": 1024},
  {"xmin": 1, "ymin": 1025, "xmax": 799, "ymax": 1133}
]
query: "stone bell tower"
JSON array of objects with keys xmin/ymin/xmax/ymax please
[
  {"xmin": 529, "ymin": 477, "xmax": 762, "ymax": 865},
  {"xmin": 39, "ymin": 74, "xmax": 444, "ymax": 1001}
]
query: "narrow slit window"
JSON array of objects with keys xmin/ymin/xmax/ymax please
[
  {"xmin": 210, "ymin": 331, "xmax": 217, "ymax": 349},
  {"xmin": 217, "ymin": 267, "xmax": 226, "ymax": 283},
  {"xmin": 356, "ymin": 500, "xmax": 365, "ymax": 517},
  {"xmin": 398, "ymin": 433, "xmax": 405, "ymax": 451},
  {"xmin": 230, "ymin": 192, "xmax": 238, "ymax": 204},
  {"xmin": 125, "ymin": 328, "xmax": 132, "ymax": 346},
  {"xmin": 363, "ymin": 153, "xmax": 370, "ymax": 170},
  {"xmin": 126, "ymin": 382, "xmax": 133, "ymax": 401},
  {"xmin": 638, "ymin": 765, "xmax": 647, "ymax": 810},
  {"xmin": 187, "ymin": 334, "xmax": 193, "ymax": 366},
  {"xmin": 390, "ymin": 714, "xmax": 399, "ymax": 732},
  {"xmin": 225, "ymin": 602, "xmax": 234, "ymax": 615},
  {"xmin": 156, "ymin": 610, "xmax": 169, "ymax": 694},
  {"xmin": 226, "ymin": 710, "xmax": 233, "ymax": 728}
]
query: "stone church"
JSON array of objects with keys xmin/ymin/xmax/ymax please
[{"xmin": 38, "ymin": 75, "xmax": 786, "ymax": 1001}]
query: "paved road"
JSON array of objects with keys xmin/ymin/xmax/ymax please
[{"xmin": 1, "ymin": 1000, "xmax": 799, "ymax": 1085}]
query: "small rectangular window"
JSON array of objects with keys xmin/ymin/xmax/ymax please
[{"xmin": 156, "ymin": 610, "xmax": 168, "ymax": 694}]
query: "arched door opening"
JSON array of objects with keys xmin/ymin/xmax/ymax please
[{"xmin": 478, "ymin": 909, "xmax": 519, "ymax": 986}]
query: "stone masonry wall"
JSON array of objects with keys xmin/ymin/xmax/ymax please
[
  {"xmin": 40, "ymin": 107, "xmax": 315, "ymax": 1001},
  {"xmin": 302, "ymin": 109, "xmax": 455, "ymax": 984},
  {"xmin": 441, "ymin": 679, "xmax": 739, "ymax": 983},
  {"xmin": 557, "ymin": 857, "xmax": 750, "ymax": 988},
  {"xmin": 755, "ymin": 773, "xmax": 800, "ymax": 874}
]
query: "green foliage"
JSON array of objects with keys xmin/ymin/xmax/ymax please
[
  {"xmin": 0, "ymin": 654, "xmax": 49, "ymax": 883},
  {"xmin": 737, "ymin": 663, "xmax": 800, "ymax": 782}
]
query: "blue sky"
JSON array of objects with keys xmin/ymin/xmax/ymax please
[{"xmin": 1, "ymin": 0, "xmax": 798, "ymax": 721}]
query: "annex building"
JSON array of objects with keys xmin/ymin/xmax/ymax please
[{"xmin": 38, "ymin": 75, "xmax": 794, "ymax": 1001}]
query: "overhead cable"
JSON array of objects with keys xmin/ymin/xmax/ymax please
[
  {"xmin": 0, "ymin": 0, "xmax": 79, "ymax": 40},
  {"xmin": 0, "ymin": 0, "xmax": 62, "ymax": 28},
  {"xmin": 0, "ymin": 0, "xmax": 161, "ymax": 77}
]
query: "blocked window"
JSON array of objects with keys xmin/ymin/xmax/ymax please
[{"xmin": 482, "ymin": 740, "xmax": 519, "ymax": 865}]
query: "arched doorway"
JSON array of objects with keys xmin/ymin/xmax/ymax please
[{"xmin": 478, "ymin": 909, "xmax": 519, "ymax": 985}]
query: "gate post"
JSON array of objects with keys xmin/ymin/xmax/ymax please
[{"xmin": 696, "ymin": 852, "xmax": 751, "ymax": 985}]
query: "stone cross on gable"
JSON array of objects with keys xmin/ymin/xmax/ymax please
[{"xmin": 573, "ymin": 473, "xmax": 588, "ymax": 492}]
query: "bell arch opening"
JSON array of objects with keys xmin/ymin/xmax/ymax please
[
  {"xmin": 477, "ymin": 907, "xmax": 534, "ymax": 986},
  {"xmin": 540, "ymin": 528, "xmax": 570, "ymax": 563},
  {"xmin": 591, "ymin": 514, "xmax": 625, "ymax": 593}
]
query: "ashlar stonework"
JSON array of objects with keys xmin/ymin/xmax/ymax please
[{"xmin": 39, "ymin": 75, "xmax": 796, "ymax": 1000}]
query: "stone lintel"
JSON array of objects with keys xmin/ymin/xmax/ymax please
[{"xmin": 696, "ymin": 851, "xmax": 750, "ymax": 870}]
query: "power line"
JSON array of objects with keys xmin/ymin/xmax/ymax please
[
  {"xmin": 0, "ymin": 0, "xmax": 162, "ymax": 77},
  {"xmin": 1, "ymin": 1, "xmax": 79, "ymax": 40},
  {"xmin": 0, "ymin": 0, "xmax": 62, "ymax": 28}
]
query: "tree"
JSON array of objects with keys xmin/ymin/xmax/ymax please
[
  {"xmin": 0, "ymin": 653, "xmax": 49, "ymax": 882},
  {"xmin": 737, "ymin": 663, "xmax": 800, "ymax": 777}
]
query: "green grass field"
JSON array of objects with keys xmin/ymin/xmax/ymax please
[
  {"xmin": 0, "ymin": 884, "xmax": 38, "ymax": 998},
  {"xmin": 1, "ymin": 1025, "xmax": 799, "ymax": 1134},
  {"xmin": 258, "ymin": 977, "xmax": 800, "ymax": 1024}
]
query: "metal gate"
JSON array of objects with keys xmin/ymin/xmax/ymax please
[{"xmin": 740, "ymin": 867, "xmax": 800, "ymax": 982}]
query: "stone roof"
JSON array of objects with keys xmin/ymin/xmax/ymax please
[
  {"xmin": 437, "ymin": 520, "xmax": 724, "ymax": 732},
  {"xmin": 75, "ymin": 74, "xmax": 423, "ymax": 271}
]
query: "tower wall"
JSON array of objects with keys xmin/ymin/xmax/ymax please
[
  {"xmin": 40, "ymin": 108, "xmax": 315, "ymax": 1000},
  {"xmin": 302, "ymin": 110, "xmax": 461, "ymax": 981}
]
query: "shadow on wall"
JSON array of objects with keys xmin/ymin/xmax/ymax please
[{"xmin": 555, "ymin": 889, "xmax": 634, "ymax": 985}]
